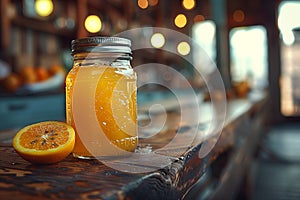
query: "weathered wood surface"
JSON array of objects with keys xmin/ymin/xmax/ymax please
[{"xmin": 0, "ymin": 96, "xmax": 266, "ymax": 200}]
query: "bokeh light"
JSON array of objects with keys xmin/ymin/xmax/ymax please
[
  {"xmin": 149, "ymin": 0, "xmax": 159, "ymax": 6},
  {"xmin": 174, "ymin": 14, "xmax": 187, "ymax": 28},
  {"xmin": 138, "ymin": 0, "xmax": 149, "ymax": 9},
  {"xmin": 84, "ymin": 15, "xmax": 102, "ymax": 33},
  {"xmin": 35, "ymin": 0, "xmax": 54, "ymax": 17},
  {"xmin": 182, "ymin": 0, "xmax": 195, "ymax": 10},
  {"xmin": 233, "ymin": 10, "xmax": 245, "ymax": 22},
  {"xmin": 177, "ymin": 41, "xmax": 190, "ymax": 55},
  {"xmin": 150, "ymin": 33, "xmax": 166, "ymax": 48},
  {"xmin": 193, "ymin": 15, "xmax": 205, "ymax": 23}
]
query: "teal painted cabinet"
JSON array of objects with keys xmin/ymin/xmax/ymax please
[{"xmin": 0, "ymin": 93, "xmax": 65, "ymax": 130}]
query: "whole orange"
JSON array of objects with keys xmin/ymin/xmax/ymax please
[
  {"xmin": 36, "ymin": 67, "xmax": 49, "ymax": 81},
  {"xmin": 49, "ymin": 65, "xmax": 66, "ymax": 76},
  {"xmin": 19, "ymin": 66, "xmax": 37, "ymax": 84},
  {"xmin": 2, "ymin": 73, "xmax": 22, "ymax": 92}
]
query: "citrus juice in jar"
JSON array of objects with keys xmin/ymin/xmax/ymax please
[{"xmin": 66, "ymin": 37, "xmax": 138, "ymax": 159}]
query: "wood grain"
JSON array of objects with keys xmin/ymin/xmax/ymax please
[{"xmin": 0, "ymin": 97, "xmax": 266, "ymax": 199}]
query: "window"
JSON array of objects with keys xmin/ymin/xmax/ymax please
[
  {"xmin": 229, "ymin": 26, "xmax": 268, "ymax": 90},
  {"xmin": 192, "ymin": 20, "xmax": 216, "ymax": 62},
  {"xmin": 191, "ymin": 20, "xmax": 216, "ymax": 86},
  {"xmin": 278, "ymin": 1, "xmax": 300, "ymax": 116}
]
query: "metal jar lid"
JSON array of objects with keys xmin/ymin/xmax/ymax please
[{"xmin": 71, "ymin": 36, "xmax": 132, "ymax": 55}]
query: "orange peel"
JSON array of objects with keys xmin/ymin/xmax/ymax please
[{"xmin": 13, "ymin": 121, "xmax": 75, "ymax": 164}]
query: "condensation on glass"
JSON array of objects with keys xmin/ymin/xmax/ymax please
[{"xmin": 66, "ymin": 37, "xmax": 138, "ymax": 159}]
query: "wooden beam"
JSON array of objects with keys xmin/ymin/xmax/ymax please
[
  {"xmin": 211, "ymin": 0, "xmax": 231, "ymax": 89},
  {"xmin": 0, "ymin": 0, "xmax": 10, "ymax": 51},
  {"xmin": 76, "ymin": 0, "xmax": 88, "ymax": 38}
]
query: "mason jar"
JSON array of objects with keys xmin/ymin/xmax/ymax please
[{"xmin": 66, "ymin": 37, "xmax": 138, "ymax": 159}]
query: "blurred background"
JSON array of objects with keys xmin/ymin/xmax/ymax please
[{"xmin": 2, "ymin": 0, "xmax": 299, "ymax": 128}]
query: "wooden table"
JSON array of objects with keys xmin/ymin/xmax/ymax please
[{"xmin": 0, "ymin": 94, "xmax": 267, "ymax": 200}]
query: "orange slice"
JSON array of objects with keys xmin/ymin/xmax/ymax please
[{"xmin": 13, "ymin": 121, "xmax": 75, "ymax": 164}]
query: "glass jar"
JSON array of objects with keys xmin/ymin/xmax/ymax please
[{"xmin": 66, "ymin": 37, "xmax": 138, "ymax": 159}]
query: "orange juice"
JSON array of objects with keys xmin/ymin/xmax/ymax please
[
  {"xmin": 66, "ymin": 37, "xmax": 137, "ymax": 159},
  {"xmin": 66, "ymin": 65, "xmax": 138, "ymax": 158}
]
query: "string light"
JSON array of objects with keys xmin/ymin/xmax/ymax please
[
  {"xmin": 182, "ymin": 0, "xmax": 195, "ymax": 10},
  {"xmin": 84, "ymin": 15, "xmax": 102, "ymax": 33},
  {"xmin": 149, "ymin": 0, "xmax": 159, "ymax": 6},
  {"xmin": 35, "ymin": 0, "xmax": 54, "ymax": 17},
  {"xmin": 194, "ymin": 15, "xmax": 205, "ymax": 23},
  {"xmin": 233, "ymin": 10, "xmax": 245, "ymax": 22},
  {"xmin": 150, "ymin": 33, "xmax": 166, "ymax": 48},
  {"xmin": 174, "ymin": 14, "xmax": 187, "ymax": 28},
  {"xmin": 177, "ymin": 42, "xmax": 190, "ymax": 56},
  {"xmin": 138, "ymin": 0, "xmax": 149, "ymax": 9}
]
